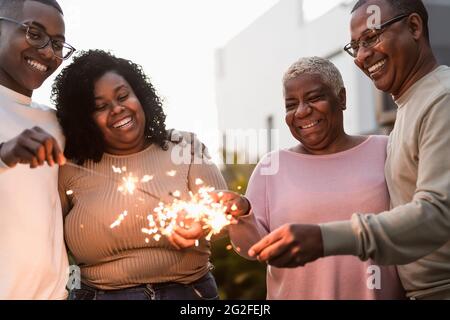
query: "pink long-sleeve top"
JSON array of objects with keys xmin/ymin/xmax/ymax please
[{"xmin": 229, "ymin": 135, "xmax": 406, "ymax": 300}]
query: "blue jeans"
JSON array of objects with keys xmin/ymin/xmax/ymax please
[{"xmin": 68, "ymin": 272, "xmax": 219, "ymax": 300}]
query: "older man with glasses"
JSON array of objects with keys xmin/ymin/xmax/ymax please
[
  {"xmin": 235, "ymin": 0, "xmax": 449, "ymax": 300},
  {"xmin": 0, "ymin": 0, "xmax": 75, "ymax": 299}
]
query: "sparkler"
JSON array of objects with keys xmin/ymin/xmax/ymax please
[
  {"xmin": 64, "ymin": 162, "xmax": 163, "ymax": 201},
  {"xmin": 149, "ymin": 186, "xmax": 234, "ymax": 242},
  {"xmin": 110, "ymin": 210, "xmax": 128, "ymax": 229},
  {"xmin": 64, "ymin": 162, "xmax": 234, "ymax": 244}
]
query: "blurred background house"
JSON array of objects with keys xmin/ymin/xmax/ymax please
[{"xmin": 214, "ymin": 0, "xmax": 450, "ymax": 159}]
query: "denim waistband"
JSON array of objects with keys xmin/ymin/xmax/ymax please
[{"xmin": 79, "ymin": 271, "xmax": 213, "ymax": 294}]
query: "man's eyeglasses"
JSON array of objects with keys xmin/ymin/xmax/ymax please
[
  {"xmin": 0, "ymin": 17, "xmax": 76, "ymax": 60},
  {"xmin": 343, "ymin": 13, "xmax": 410, "ymax": 58}
]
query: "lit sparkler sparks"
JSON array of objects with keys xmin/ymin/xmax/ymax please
[
  {"xmin": 146, "ymin": 186, "xmax": 234, "ymax": 242},
  {"xmin": 64, "ymin": 162, "xmax": 232, "ymax": 244},
  {"xmin": 171, "ymin": 190, "xmax": 181, "ymax": 198},
  {"xmin": 166, "ymin": 170, "xmax": 177, "ymax": 177},
  {"xmin": 141, "ymin": 175, "xmax": 153, "ymax": 183},
  {"xmin": 117, "ymin": 173, "xmax": 139, "ymax": 195},
  {"xmin": 110, "ymin": 210, "xmax": 128, "ymax": 229},
  {"xmin": 112, "ymin": 166, "xmax": 122, "ymax": 174}
]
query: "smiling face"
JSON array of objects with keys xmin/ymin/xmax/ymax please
[
  {"xmin": 350, "ymin": 0, "xmax": 418, "ymax": 97},
  {"xmin": 284, "ymin": 73, "xmax": 347, "ymax": 155},
  {"xmin": 93, "ymin": 71, "xmax": 148, "ymax": 155},
  {"xmin": 0, "ymin": 1, "xmax": 65, "ymax": 96}
]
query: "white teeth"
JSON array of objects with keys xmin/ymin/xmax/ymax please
[
  {"xmin": 300, "ymin": 120, "xmax": 320, "ymax": 129},
  {"xmin": 113, "ymin": 117, "xmax": 132, "ymax": 128},
  {"xmin": 27, "ymin": 59, "xmax": 48, "ymax": 72},
  {"xmin": 368, "ymin": 59, "xmax": 386, "ymax": 74}
]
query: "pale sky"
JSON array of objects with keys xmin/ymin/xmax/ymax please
[{"xmin": 34, "ymin": 0, "xmax": 347, "ymax": 154}]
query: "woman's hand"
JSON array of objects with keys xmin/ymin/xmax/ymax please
[
  {"xmin": 209, "ymin": 190, "xmax": 251, "ymax": 218},
  {"xmin": 167, "ymin": 190, "xmax": 251, "ymax": 250},
  {"xmin": 167, "ymin": 222, "xmax": 204, "ymax": 250}
]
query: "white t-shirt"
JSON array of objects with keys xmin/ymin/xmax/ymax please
[{"xmin": 0, "ymin": 85, "xmax": 68, "ymax": 299}]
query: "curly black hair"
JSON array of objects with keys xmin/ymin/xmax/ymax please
[{"xmin": 52, "ymin": 50, "xmax": 168, "ymax": 164}]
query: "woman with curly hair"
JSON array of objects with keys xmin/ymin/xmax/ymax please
[{"xmin": 53, "ymin": 50, "xmax": 227, "ymax": 300}]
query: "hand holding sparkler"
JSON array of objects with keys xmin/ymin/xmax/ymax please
[
  {"xmin": 66, "ymin": 163, "xmax": 237, "ymax": 249},
  {"xmin": 145, "ymin": 186, "xmax": 237, "ymax": 249},
  {"xmin": 0, "ymin": 127, "xmax": 66, "ymax": 168},
  {"xmin": 167, "ymin": 190, "xmax": 251, "ymax": 250},
  {"xmin": 248, "ymin": 224, "xmax": 324, "ymax": 268},
  {"xmin": 167, "ymin": 221, "xmax": 204, "ymax": 250},
  {"xmin": 209, "ymin": 190, "xmax": 251, "ymax": 218}
]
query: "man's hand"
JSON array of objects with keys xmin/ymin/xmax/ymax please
[
  {"xmin": 0, "ymin": 127, "xmax": 66, "ymax": 168},
  {"xmin": 248, "ymin": 224, "xmax": 324, "ymax": 268},
  {"xmin": 209, "ymin": 190, "xmax": 251, "ymax": 218}
]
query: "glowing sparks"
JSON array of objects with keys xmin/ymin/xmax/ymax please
[
  {"xmin": 237, "ymin": 186, "xmax": 242, "ymax": 191},
  {"xmin": 166, "ymin": 170, "xmax": 177, "ymax": 177},
  {"xmin": 172, "ymin": 190, "xmax": 181, "ymax": 198},
  {"xmin": 112, "ymin": 165, "xmax": 122, "ymax": 174},
  {"xmin": 145, "ymin": 186, "xmax": 234, "ymax": 243},
  {"xmin": 141, "ymin": 175, "xmax": 153, "ymax": 183},
  {"xmin": 118, "ymin": 173, "xmax": 139, "ymax": 195},
  {"xmin": 110, "ymin": 211, "xmax": 128, "ymax": 229},
  {"xmin": 231, "ymin": 204, "xmax": 238, "ymax": 211},
  {"xmin": 107, "ymin": 163, "xmax": 232, "ymax": 246},
  {"xmin": 226, "ymin": 244, "xmax": 233, "ymax": 251},
  {"xmin": 66, "ymin": 190, "xmax": 74, "ymax": 195}
]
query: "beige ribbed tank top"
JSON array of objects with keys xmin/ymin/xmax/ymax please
[{"xmin": 58, "ymin": 133, "xmax": 227, "ymax": 290}]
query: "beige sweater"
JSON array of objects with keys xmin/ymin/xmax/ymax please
[
  {"xmin": 58, "ymin": 131, "xmax": 227, "ymax": 290},
  {"xmin": 321, "ymin": 66, "xmax": 450, "ymax": 299}
]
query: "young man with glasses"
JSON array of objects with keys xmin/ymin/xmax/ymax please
[
  {"xmin": 0, "ymin": 0, "xmax": 75, "ymax": 299},
  {"xmin": 242, "ymin": 0, "xmax": 449, "ymax": 300}
]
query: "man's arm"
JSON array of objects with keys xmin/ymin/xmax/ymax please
[
  {"xmin": 251, "ymin": 95, "xmax": 450, "ymax": 267},
  {"xmin": 322, "ymin": 95, "xmax": 450, "ymax": 265}
]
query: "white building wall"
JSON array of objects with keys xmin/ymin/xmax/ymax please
[{"xmin": 215, "ymin": 0, "xmax": 377, "ymax": 156}]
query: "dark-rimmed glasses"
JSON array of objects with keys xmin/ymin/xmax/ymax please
[
  {"xmin": 0, "ymin": 16, "xmax": 76, "ymax": 60},
  {"xmin": 343, "ymin": 13, "xmax": 409, "ymax": 58}
]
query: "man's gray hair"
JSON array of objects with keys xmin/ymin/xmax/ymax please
[{"xmin": 283, "ymin": 56, "xmax": 345, "ymax": 96}]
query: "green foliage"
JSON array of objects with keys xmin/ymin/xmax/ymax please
[
  {"xmin": 211, "ymin": 237, "xmax": 267, "ymax": 300},
  {"xmin": 211, "ymin": 151, "xmax": 267, "ymax": 300}
]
